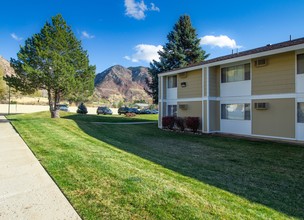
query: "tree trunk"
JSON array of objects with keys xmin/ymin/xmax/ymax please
[
  {"xmin": 51, "ymin": 109, "xmax": 60, "ymax": 118},
  {"xmin": 47, "ymin": 88, "xmax": 60, "ymax": 118}
]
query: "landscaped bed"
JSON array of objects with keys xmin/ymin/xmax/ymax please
[{"xmin": 7, "ymin": 111, "xmax": 304, "ymax": 219}]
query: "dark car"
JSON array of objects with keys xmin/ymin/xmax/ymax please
[
  {"xmin": 129, "ymin": 108, "xmax": 140, "ymax": 114},
  {"xmin": 97, "ymin": 107, "xmax": 112, "ymax": 115},
  {"xmin": 118, "ymin": 107, "xmax": 130, "ymax": 115},
  {"xmin": 139, "ymin": 109, "xmax": 151, "ymax": 114}
]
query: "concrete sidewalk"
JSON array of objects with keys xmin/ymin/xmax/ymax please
[{"xmin": 0, "ymin": 115, "xmax": 81, "ymax": 220}]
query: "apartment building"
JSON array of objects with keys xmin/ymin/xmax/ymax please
[{"xmin": 158, "ymin": 37, "xmax": 304, "ymax": 141}]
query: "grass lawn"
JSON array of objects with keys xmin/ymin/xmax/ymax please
[{"xmin": 7, "ymin": 111, "xmax": 304, "ymax": 219}]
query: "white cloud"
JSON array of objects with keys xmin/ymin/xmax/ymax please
[
  {"xmin": 200, "ymin": 35, "xmax": 241, "ymax": 49},
  {"xmin": 81, "ymin": 31, "xmax": 95, "ymax": 39},
  {"xmin": 125, "ymin": 0, "xmax": 147, "ymax": 20},
  {"xmin": 150, "ymin": 3, "xmax": 160, "ymax": 12},
  {"xmin": 124, "ymin": 44, "xmax": 162, "ymax": 63},
  {"xmin": 124, "ymin": 0, "xmax": 160, "ymax": 20},
  {"xmin": 11, "ymin": 33, "xmax": 22, "ymax": 41}
]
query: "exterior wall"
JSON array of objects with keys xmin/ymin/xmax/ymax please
[
  {"xmin": 252, "ymin": 52, "xmax": 295, "ymax": 95},
  {"xmin": 252, "ymin": 98, "xmax": 295, "ymax": 138},
  {"xmin": 203, "ymin": 100, "xmax": 207, "ymax": 132},
  {"xmin": 209, "ymin": 101, "xmax": 220, "ymax": 131},
  {"xmin": 221, "ymin": 80, "xmax": 251, "ymax": 97},
  {"xmin": 296, "ymin": 98, "xmax": 304, "ymax": 140},
  {"xmin": 177, "ymin": 101, "xmax": 202, "ymax": 130},
  {"xmin": 177, "ymin": 101, "xmax": 202, "ymax": 118},
  {"xmin": 163, "ymin": 77, "xmax": 167, "ymax": 99},
  {"xmin": 162, "ymin": 102, "xmax": 167, "ymax": 117},
  {"xmin": 220, "ymin": 99, "xmax": 252, "ymax": 135},
  {"xmin": 203, "ymin": 68, "xmax": 207, "ymax": 97},
  {"xmin": 177, "ymin": 70, "xmax": 202, "ymax": 99},
  {"xmin": 209, "ymin": 66, "xmax": 220, "ymax": 97},
  {"xmin": 158, "ymin": 102, "xmax": 162, "ymax": 128}
]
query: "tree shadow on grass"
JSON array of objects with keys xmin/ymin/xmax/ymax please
[{"xmin": 65, "ymin": 116, "xmax": 304, "ymax": 219}]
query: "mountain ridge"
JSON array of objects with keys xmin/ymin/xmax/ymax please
[{"xmin": 94, "ymin": 65, "xmax": 152, "ymax": 103}]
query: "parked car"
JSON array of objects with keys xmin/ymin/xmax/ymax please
[
  {"xmin": 139, "ymin": 109, "xmax": 151, "ymax": 114},
  {"xmin": 118, "ymin": 107, "xmax": 130, "ymax": 115},
  {"xmin": 129, "ymin": 108, "xmax": 140, "ymax": 114},
  {"xmin": 150, "ymin": 109, "xmax": 159, "ymax": 114},
  {"xmin": 97, "ymin": 107, "xmax": 112, "ymax": 115},
  {"xmin": 57, "ymin": 104, "xmax": 69, "ymax": 112}
]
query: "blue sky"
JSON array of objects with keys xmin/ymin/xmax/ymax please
[{"xmin": 1, "ymin": 0, "xmax": 304, "ymax": 73}]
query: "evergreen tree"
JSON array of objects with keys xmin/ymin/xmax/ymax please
[
  {"xmin": 4, "ymin": 14, "xmax": 95, "ymax": 118},
  {"xmin": 146, "ymin": 15, "xmax": 209, "ymax": 103}
]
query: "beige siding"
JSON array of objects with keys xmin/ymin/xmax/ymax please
[
  {"xmin": 252, "ymin": 98, "xmax": 295, "ymax": 138},
  {"xmin": 209, "ymin": 66, "xmax": 220, "ymax": 97},
  {"xmin": 209, "ymin": 101, "xmax": 220, "ymax": 131},
  {"xmin": 177, "ymin": 101, "xmax": 202, "ymax": 130},
  {"xmin": 177, "ymin": 70, "xmax": 202, "ymax": 99},
  {"xmin": 203, "ymin": 100, "xmax": 207, "ymax": 132},
  {"xmin": 252, "ymin": 52, "xmax": 295, "ymax": 95}
]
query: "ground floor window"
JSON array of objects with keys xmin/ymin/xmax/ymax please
[
  {"xmin": 168, "ymin": 105, "xmax": 177, "ymax": 116},
  {"xmin": 297, "ymin": 102, "xmax": 304, "ymax": 123},
  {"xmin": 221, "ymin": 103, "xmax": 250, "ymax": 120}
]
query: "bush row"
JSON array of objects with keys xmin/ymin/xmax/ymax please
[{"xmin": 162, "ymin": 116, "xmax": 200, "ymax": 132}]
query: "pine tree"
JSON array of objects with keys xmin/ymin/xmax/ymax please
[
  {"xmin": 4, "ymin": 14, "xmax": 95, "ymax": 118},
  {"xmin": 146, "ymin": 15, "xmax": 209, "ymax": 103}
]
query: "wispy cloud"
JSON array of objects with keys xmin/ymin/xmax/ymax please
[
  {"xmin": 11, "ymin": 33, "xmax": 23, "ymax": 41},
  {"xmin": 124, "ymin": 44, "xmax": 162, "ymax": 63},
  {"xmin": 150, "ymin": 3, "xmax": 160, "ymax": 12},
  {"xmin": 124, "ymin": 0, "xmax": 160, "ymax": 20},
  {"xmin": 200, "ymin": 35, "xmax": 242, "ymax": 49},
  {"xmin": 81, "ymin": 31, "xmax": 95, "ymax": 39}
]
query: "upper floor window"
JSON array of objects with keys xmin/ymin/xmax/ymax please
[
  {"xmin": 168, "ymin": 75, "xmax": 177, "ymax": 88},
  {"xmin": 297, "ymin": 54, "xmax": 304, "ymax": 74},
  {"xmin": 221, "ymin": 63, "xmax": 250, "ymax": 83},
  {"xmin": 221, "ymin": 103, "xmax": 250, "ymax": 120}
]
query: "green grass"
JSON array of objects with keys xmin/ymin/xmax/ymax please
[{"xmin": 7, "ymin": 111, "xmax": 304, "ymax": 219}]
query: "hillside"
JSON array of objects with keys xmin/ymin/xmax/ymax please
[
  {"xmin": 94, "ymin": 65, "xmax": 152, "ymax": 103},
  {"xmin": 0, "ymin": 56, "xmax": 14, "ymax": 76}
]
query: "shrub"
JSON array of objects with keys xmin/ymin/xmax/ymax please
[
  {"xmin": 162, "ymin": 116, "xmax": 175, "ymax": 130},
  {"xmin": 125, "ymin": 112, "xmax": 136, "ymax": 117},
  {"xmin": 185, "ymin": 117, "xmax": 200, "ymax": 132},
  {"xmin": 77, "ymin": 103, "xmax": 88, "ymax": 114},
  {"xmin": 175, "ymin": 117, "xmax": 185, "ymax": 131}
]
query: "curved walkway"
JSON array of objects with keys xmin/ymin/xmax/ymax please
[{"xmin": 0, "ymin": 115, "xmax": 81, "ymax": 220}]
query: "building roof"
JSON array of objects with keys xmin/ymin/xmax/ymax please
[
  {"xmin": 160, "ymin": 37, "xmax": 304, "ymax": 75},
  {"xmin": 201, "ymin": 37, "xmax": 304, "ymax": 65}
]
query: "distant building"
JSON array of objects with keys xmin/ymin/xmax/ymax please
[
  {"xmin": 158, "ymin": 37, "xmax": 304, "ymax": 141},
  {"xmin": 134, "ymin": 103, "xmax": 149, "ymax": 109}
]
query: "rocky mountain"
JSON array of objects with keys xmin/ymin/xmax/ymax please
[
  {"xmin": 94, "ymin": 65, "xmax": 152, "ymax": 103},
  {"xmin": 0, "ymin": 56, "xmax": 14, "ymax": 76}
]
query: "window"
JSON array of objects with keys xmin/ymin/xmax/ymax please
[
  {"xmin": 221, "ymin": 103, "xmax": 250, "ymax": 120},
  {"xmin": 297, "ymin": 54, "xmax": 304, "ymax": 74},
  {"xmin": 168, "ymin": 75, "xmax": 177, "ymax": 88},
  {"xmin": 297, "ymin": 102, "xmax": 304, "ymax": 123},
  {"xmin": 168, "ymin": 105, "xmax": 177, "ymax": 116},
  {"xmin": 221, "ymin": 63, "xmax": 250, "ymax": 83}
]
